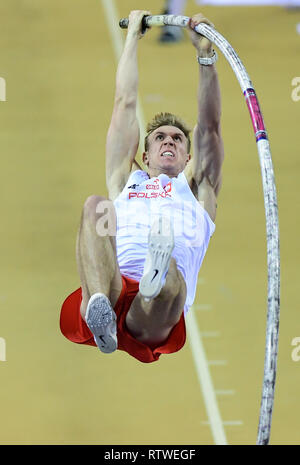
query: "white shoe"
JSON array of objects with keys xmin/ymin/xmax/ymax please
[
  {"xmin": 139, "ymin": 216, "xmax": 174, "ymax": 300},
  {"xmin": 85, "ymin": 293, "xmax": 117, "ymax": 354}
]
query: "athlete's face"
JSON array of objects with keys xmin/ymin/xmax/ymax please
[{"xmin": 143, "ymin": 126, "xmax": 191, "ymax": 177}]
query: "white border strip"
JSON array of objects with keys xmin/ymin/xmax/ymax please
[{"xmin": 100, "ymin": 0, "xmax": 227, "ymax": 445}]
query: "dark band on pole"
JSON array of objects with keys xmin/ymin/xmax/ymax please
[{"xmin": 119, "ymin": 16, "xmax": 150, "ymax": 34}]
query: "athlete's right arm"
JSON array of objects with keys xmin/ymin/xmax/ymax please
[{"xmin": 105, "ymin": 10, "xmax": 150, "ymax": 201}]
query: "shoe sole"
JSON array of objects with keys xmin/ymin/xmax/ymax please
[
  {"xmin": 139, "ymin": 216, "xmax": 174, "ymax": 300},
  {"xmin": 85, "ymin": 293, "xmax": 117, "ymax": 354}
]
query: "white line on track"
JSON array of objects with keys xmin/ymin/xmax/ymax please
[
  {"xmin": 202, "ymin": 421, "xmax": 243, "ymax": 426},
  {"xmin": 186, "ymin": 310, "xmax": 228, "ymax": 444},
  {"xmin": 200, "ymin": 331, "xmax": 220, "ymax": 338},
  {"xmin": 100, "ymin": 0, "xmax": 228, "ymax": 445},
  {"xmin": 215, "ymin": 390, "xmax": 236, "ymax": 396},
  {"xmin": 208, "ymin": 360, "xmax": 228, "ymax": 366},
  {"xmin": 194, "ymin": 304, "xmax": 213, "ymax": 311}
]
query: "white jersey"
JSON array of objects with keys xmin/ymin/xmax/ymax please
[{"xmin": 113, "ymin": 170, "xmax": 215, "ymax": 314}]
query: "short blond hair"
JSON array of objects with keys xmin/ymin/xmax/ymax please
[{"xmin": 144, "ymin": 112, "xmax": 191, "ymax": 153}]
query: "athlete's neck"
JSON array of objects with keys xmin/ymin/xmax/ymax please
[{"xmin": 146, "ymin": 168, "xmax": 181, "ymax": 179}]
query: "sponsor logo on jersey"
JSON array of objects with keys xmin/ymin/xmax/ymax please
[
  {"xmin": 146, "ymin": 184, "xmax": 159, "ymax": 190},
  {"xmin": 129, "ymin": 191, "xmax": 172, "ymax": 199},
  {"xmin": 128, "ymin": 178, "xmax": 172, "ymax": 199},
  {"xmin": 164, "ymin": 182, "xmax": 172, "ymax": 193}
]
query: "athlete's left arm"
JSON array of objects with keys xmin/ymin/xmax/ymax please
[{"xmin": 185, "ymin": 14, "xmax": 224, "ymax": 222}]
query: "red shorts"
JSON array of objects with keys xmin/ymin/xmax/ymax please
[{"xmin": 60, "ymin": 275, "xmax": 186, "ymax": 363}]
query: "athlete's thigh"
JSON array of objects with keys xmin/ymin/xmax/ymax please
[
  {"xmin": 125, "ymin": 288, "xmax": 185, "ymax": 346},
  {"xmin": 130, "ymin": 290, "xmax": 179, "ymax": 315},
  {"xmin": 128, "ymin": 281, "xmax": 186, "ymax": 327},
  {"xmin": 108, "ymin": 246, "xmax": 123, "ymax": 308},
  {"xmin": 76, "ymin": 232, "xmax": 90, "ymax": 315}
]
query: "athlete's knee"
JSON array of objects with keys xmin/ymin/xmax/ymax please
[
  {"xmin": 83, "ymin": 195, "xmax": 116, "ymax": 236},
  {"xmin": 83, "ymin": 195, "xmax": 107, "ymax": 218}
]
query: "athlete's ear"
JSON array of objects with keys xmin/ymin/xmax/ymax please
[
  {"xmin": 143, "ymin": 151, "xmax": 149, "ymax": 166},
  {"xmin": 186, "ymin": 154, "xmax": 191, "ymax": 165}
]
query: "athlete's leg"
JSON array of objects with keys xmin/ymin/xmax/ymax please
[
  {"xmin": 126, "ymin": 258, "xmax": 186, "ymax": 348},
  {"xmin": 76, "ymin": 195, "xmax": 123, "ymax": 320}
]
